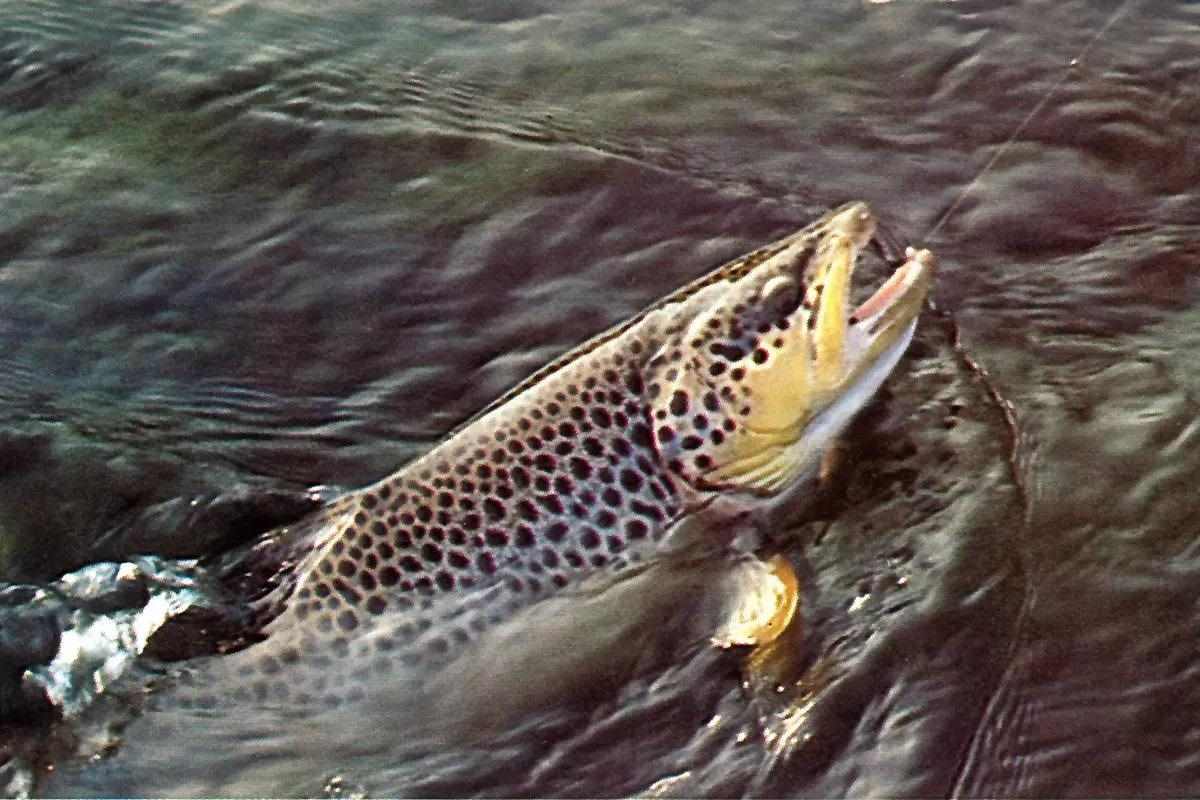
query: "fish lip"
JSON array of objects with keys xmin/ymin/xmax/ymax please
[{"xmin": 849, "ymin": 245, "xmax": 936, "ymax": 332}]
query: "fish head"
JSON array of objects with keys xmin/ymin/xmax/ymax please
[{"xmin": 646, "ymin": 201, "xmax": 935, "ymax": 504}]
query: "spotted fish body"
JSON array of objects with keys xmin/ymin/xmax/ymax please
[
  {"xmin": 262, "ymin": 329, "xmax": 684, "ymax": 664},
  {"xmin": 179, "ymin": 202, "xmax": 934, "ymax": 708}
]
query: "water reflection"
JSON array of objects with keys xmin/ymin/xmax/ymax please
[{"xmin": 2, "ymin": 0, "xmax": 1200, "ymax": 795}]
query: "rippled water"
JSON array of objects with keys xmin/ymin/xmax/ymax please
[{"xmin": 2, "ymin": 0, "xmax": 1200, "ymax": 796}]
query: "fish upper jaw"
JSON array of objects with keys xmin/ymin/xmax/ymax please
[
  {"xmin": 841, "ymin": 245, "xmax": 936, "ymax": 389},
  {"xmin": 646, "ymin": 202, "xmax": 935, "ymax": 501},
  {"xmin": 804, "ymin": 202, "xmax": 876, "ymax": 405}
]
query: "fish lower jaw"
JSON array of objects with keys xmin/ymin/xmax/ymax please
[
  {"xmin": 786, "ymin": 318, "xmax": 917, "ymax": 469},
  {"xmin": 717, "ymin": 317, "xmax": 917, "ymax": 498}
]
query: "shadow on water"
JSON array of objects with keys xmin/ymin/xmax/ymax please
[{"xmin": 3, "ymin": 0, "xmax": 1200, "ymax": 795}]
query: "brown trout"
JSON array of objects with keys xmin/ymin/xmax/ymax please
[{"xmin": 170, "ymin": 201, "xmax": 935, "ymax": 711}]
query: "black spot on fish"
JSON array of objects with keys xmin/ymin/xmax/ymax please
[
  {"xmin": 333, "ymin": 579, "xmax": 361, "ymax": 606},
  {"xmin": 483, "ymin": 497, "xmax": 505, "ymax": 521},
  {"xmin": 630, "ymin": 422, "xmax": 653, "ymax": 448},
  {"xmin": 516, "ymin": 499, "xmax": 539, "ymax": 521},
  {"xmin": 631, "ymin": 499, "xmax": 664, "ymax": 521},
  {"xmin": 570, "ymin": 457, "xmax": 592, "ymax": 480},
  {"xmin": 537, "ymin": 493, "xmax": 565, "ymax": 515},
  {"xmin": 669, "ymin": 390, "xmax": 689, "ymax": 416},
  {"xmin": 516, "ymin": 525, "xmax": 536, "ymax": 547},
  {"xmin": 709, "ymin": 342, "xmax": 744, "ymax": 361},
  {"xmin": 511, "ymin": 466, "xmax": 530, "ymax": 489},
  {"xmin": 366, "ymin": 596, "xmax": 387, "ymax": 615}
]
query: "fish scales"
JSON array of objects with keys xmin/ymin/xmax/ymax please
[
  {"xmin": 279, "ymin": 331, "xmax": 683, "ymax": 641},
  {"xmin": 157, "ymin": 202, "xmax": 935, "ymax": 711}
]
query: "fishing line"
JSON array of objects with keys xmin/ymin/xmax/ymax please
[
  {"xmin": 922, "ymin": 0, "xmax": 1134, "ymax": 243},
  {"xmin": 918, "ymin": 4, "xmax": 1133, "ymax": 795},
  {"xmin": 913, "ymin": 0, "xmax": 1134, "ymax": 504}
]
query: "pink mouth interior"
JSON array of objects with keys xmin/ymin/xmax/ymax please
[{"xmin": 852, "ymin": 258, "xmax": 916, "ymax": 322}]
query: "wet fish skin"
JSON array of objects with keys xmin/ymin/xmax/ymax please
[{"xmin": 177, "ymin": 202, "xmax": 933, "ymax": 707}]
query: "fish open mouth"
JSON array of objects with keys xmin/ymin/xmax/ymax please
[
  {"xmin": 851, "ymin": 245, "xmax": 936, "ymax": 332},
  {"xmin": 692, "ymin": 203, "xmax": 936, "ymax": 495},
  {"xmin": 800, "ymin": 203, "xmax": 936, "ymax": 397}
]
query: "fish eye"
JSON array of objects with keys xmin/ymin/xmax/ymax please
[{"xmin": 757, "ymin": 275, "xmax": 801, "ymax": 321}]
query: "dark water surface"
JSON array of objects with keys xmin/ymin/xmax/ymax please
[{"xmin": 2, "ymin": 0, "xmax": 1199, "ymax": 796}]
